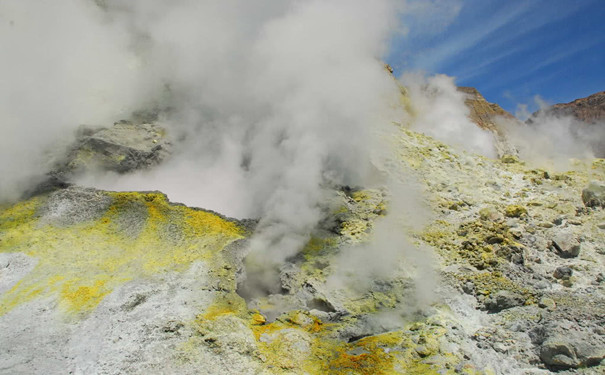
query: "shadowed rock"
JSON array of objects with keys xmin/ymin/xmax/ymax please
[{"xmin": 582, "ymin": 181, "xmax": 605, "ymax": 208}]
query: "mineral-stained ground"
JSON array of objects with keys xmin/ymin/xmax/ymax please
[{"xmin": 1, "ymin": 114, "xmax": 605, "ymax": 374}]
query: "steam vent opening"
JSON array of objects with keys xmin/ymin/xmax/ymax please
[
  {"xmin": 235, "ymin": 261, "xmax": 285, "ymax": 303},
  {"xmin": 2, "ymin": 1, "xmax": 605, "ymax": 374}
]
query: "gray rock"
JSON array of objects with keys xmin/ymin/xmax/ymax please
[
  {"xmin": 24, "ymin": 122, "xmax": 172, "ymax": 198},
  {"xmin": 540, "ymin": 337, "xmax": 605, "ymax": 369},
  {"xmin": 553, "ymin": 266, "xmax": 573, "ymax": 280},
  {"xmin": 582, "ymin": 181, "xmax": 605, "ymax": 208},
  {"xmin": 48, "ymin": 122, "xmax": 171, "ymax": 184},
  {"xmin": 538, "ymin": 297, "xmax": 556, "ymax": 310},
  {"xmin": 38, "ymin": 186, "xmax": 113, "ymax": 226},
  {"xmin": 551, "ymin": 231, "xmax": 581, "ymax": 258},
  {"xmin": 484, "ymin": 291, "xmax": 525, "ymax": 312}
]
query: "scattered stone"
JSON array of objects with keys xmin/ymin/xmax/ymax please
[
  {"xmin": 462, "ymin": 282, "xmax": 475, "ymax": 294},
  {"xmin": 162, "ymin": 320, "xmax": 184, "ymax": 334},
  {"xmin": 415, "ymin": 345, "xmax": 431, "ymax": 357},
  {"xmin": 504, "ymin": 205, "xmax": 527, "ymax": 218},
  {"xmin": 597, "ymin": 222, "xmax": 605, "ymax": 230},
  {"xmin": 582, "ymin": 181, "xmax": 605, "ymax": 208},
  {"xmin": 551, "ymin": 231, "xmax": 581, "ymax": 258},
  {"xmin": 484, "ymin": 291, "xmax": 525, "ymax": 312},
  {"xmin": 509, "ymin": 228, "xmax": 523, "ymax": 239},
  {"xmin": 553, "ymin": 266, "xmax": 573, "ymax": 280},
  {"xmin": 479, "ymin": 207, "xmax": 503, "ymax": 221},
  {"xmin": 510, "ymin": 253, "xmax": 524, "ymax": 265},
  {"xmin": 501, "ymin": 155, "xmax": 520, "ymax": 164},
  {"xmin": 121, "ymin": 293, "xmax": 148, "ymax": 312},
  {"xmin": 552, "ymin": 216, "xmax": 565, "ymax": 226},
  {"xmin": 538, "ymin": 297, "xmax": 556, "ymax": 310}
]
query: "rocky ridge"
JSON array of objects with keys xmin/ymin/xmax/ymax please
[
  {"xmin": 535, "ymin": 91, "xmax": 605, "ymax": 125},
  {"xmin": 1, "ymin": 91, "xmax": 605, "ymax": 374},
  {"xmin": 457, "ymin": 86, "xmax": 520, "ymax": 158}
]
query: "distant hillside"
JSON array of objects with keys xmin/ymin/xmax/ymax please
[
  {"xmin": 529, "ymin": 91, "xmax": 605, "ymax": 158},
  {"xmin": 536, "ymin": 91, "xmax": 605, "ymax": 124}
]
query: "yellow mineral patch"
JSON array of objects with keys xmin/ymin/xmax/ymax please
[
  {"xmin": 199, "ymin": 293, "xmax": 248, "ymax": 321},
  {"xmin": 0, "ymin": 191, "xmax": 244, "ymax": 316},
  {"xmin": 462, "ymin": 271, "xmax": 535, "ymax": 304},
  {"xmin": 233, "ymin": 307, "xmax": 463, "ymax": 374},
  {"xmin": 504, "ymin": 205, "xmax": 527, "ymax": 218},
  {"xmin": 302, "ymin": 237, "xmax": 331, "ymax": 256},
  {"xmin": 60, "ymin": 278, "xmax": 111, "ymax": 313}
]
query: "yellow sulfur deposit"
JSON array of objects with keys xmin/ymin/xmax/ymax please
[{"xmin": 0, "ymin": 191, "xmax": 244, "ymax": 316}]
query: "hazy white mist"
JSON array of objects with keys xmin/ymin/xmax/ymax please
[{"xmin": 5, "ymin": 0, "xmax": 595, "ymax": 305}]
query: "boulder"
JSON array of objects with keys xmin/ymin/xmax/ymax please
[
  {"xmin": 540, "ymin": 336, "xmax": 605, "ymax": 369},
  {"xmin": 582, "ymin": 181, "xmax": 605, "ymax": 208},
  {"xmin": 551, "ymin": 231, "xmax": 581, "ymax": 258},
  {"xmin": 484, "ymin": 290, "xmax": 525, "ymax": 312},
  {"xmin": 553, "ymin": 266, "xmax": 573, "ymax": 280},
  {"xmin": 504, "ymin": 205, "xmax": 527, "ymax": 218},
  {"xmin": 61, "ymin": 122, "xmax": 171, "ymax": 175}
]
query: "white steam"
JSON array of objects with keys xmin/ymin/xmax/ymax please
[
  {"xmin": 1, "ymin": 1, "xmax": 490, "ymax": 309},
  {"xmin": 1, "ymin": 0, "xmax": 412, "ymax": 294},
  {"xmin": 498, "ymin": 97, "xmax": 604, "ymax": 169},
  {"xmin": 91, "ymin": 1, "xmax": 403, "ymax": 280},
  {"xmin": 0, "ymin": 0, "xmax": 142, "ymax": 202},
  {"xmin": 401, "ymin": 73, "xmax": 497, "ymax": 158}
]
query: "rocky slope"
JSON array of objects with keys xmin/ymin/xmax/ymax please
[
  {"xmin": 1, "ymin": 99, "xmax": 605, "ymax": 374},
  {"xmin": 458, "ymin": 87, "xmax": 518, "ymax": 132},
  {"xmin": 536, "ymin": 91, "xmax": 605, "ymax": 124}
]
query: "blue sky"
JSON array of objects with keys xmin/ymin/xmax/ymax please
[{"xmin": 387, "ymin": 0, "xmax": 605, "ymax": 116}]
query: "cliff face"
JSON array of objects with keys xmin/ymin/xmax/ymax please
[
  {"xmin": 458, "ymin": 86, "xmax": 520, "ymax": 158},
  {"xmin": 458, "ymin": 86, "xmax": 518, "ymax": 131}
]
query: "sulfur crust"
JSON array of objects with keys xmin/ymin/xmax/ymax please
[{"xmin": 0, "ymin": 191, "xmax": 244, "ymax": 316}]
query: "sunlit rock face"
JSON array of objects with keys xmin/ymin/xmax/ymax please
[
  {"xmin": 457, "ymin": 86, "xmax": 521, "ymax": 159},
  {"xmin": 458, "ymin": 86, "xmax": 518, "ymax": 132},
  {"xmin": 2, "ymin": 91, "xmax": 605, "ymax": 374}
]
